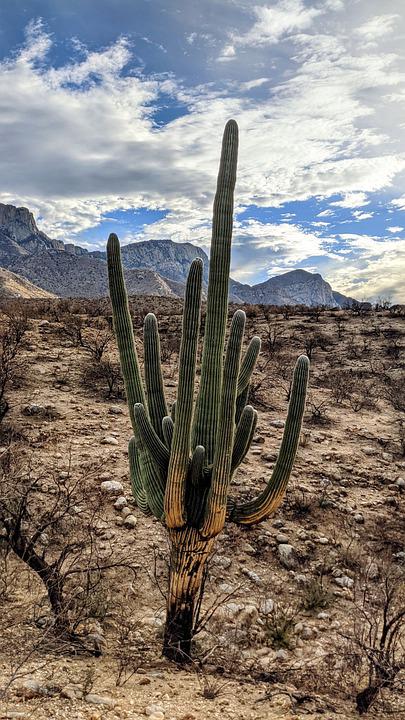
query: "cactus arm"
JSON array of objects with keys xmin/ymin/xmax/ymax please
[
  {"xmin": 201, "ymin": 310, "xmax": 245, "ymax": 537},
  {"xmin": 134, "ymin": 403, "xmax": 169, "ymax": 473},
  {"xmin": 229, "ymin": 355, "xmax": 309, "ymax": 525},
  {"xmin": 187, "ymin": 446, "xmax": 208, "ymax": 527},
  {"xmin": 162, "ymin": 416, "xmax": 174, "ymax": 451},
  {"xmin": 235, "ymin": 384, "xmax": 249, "ymax": 425},
  {"xmin": 107, "ymin": 233, "xmax": 164, "ymax": 518},
  {"xmin": 231, "ymin": 405, "xmax": 257, "ymax": 475},
  {"xmin": 192, "ymin": 120, "xmax": 239, "ymax": 464},
  {"xmin": 170, "ymin": 401, "xmax": 176, "ymax": 422},
  {"xmin": 128, "ymin": 437, "xmax": 151, "ymax": 515},
  {"xmin": 140, "ymin": 452, "xmax": 166, "ymax": 520},
  {"xmin": 144, "ymin": 313, "xmax": 168, "ymax": 440},
  {"xmin": 237, "ymin": 336, "xmax": 261, "ymax": 395},
  {"xmin": 165, "ymin": 259, "xmax": 203, "ymax": 528},
  {"xmin": 107, "ymin": 233, "xmax": 145, "ymax": 431},
  {"xmin": 190, "ymin": 445, "xmax": 205, "ymax": 487}
]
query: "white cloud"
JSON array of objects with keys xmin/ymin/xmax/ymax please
[
  {"xmin": 327, "ymin": 234, "xmax": 405, "ymax": 302},
  {"xmin": 391, "ymin": 195, "xmax": 405, "ymax": 211},
  {"xmin": 331, "ymin": 192, "xmax": 370, "ymax": 208},
  {"xmin": 387, "ymin": 226, "xmax": 403, "ymax": 233},
  {"xmin": 225, "ymin": 1, "xmax": 322, "ymax": 51},
  {"xmin": 217, "ymin": 44, "xmax": 236, "ymax": 62},
  {"xmin": 239, "ymin": 77, "xmax": 270, "ymax": 90},
  {"xmin": 355, "ymin": 15, "xmax": 399, "ymax": 47},
  {"xmin": 352, "ymin": 210, "xmax": 373, "ymax": 220}
]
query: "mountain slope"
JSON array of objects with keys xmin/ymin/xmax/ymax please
[
  {"xmin": 231, "ymin": 269, "xmax": 338, "ymax": 307},
  {"xmin": 0, "ymin": 267, "xmax": 55, "ymax": 299},
  {"xmin": 9, "ymin": 252, "xmax": 178, "ymax": 298},
  {"xmin": 91, "ymin": 238, "xmax": 209, "ymax": 284}
]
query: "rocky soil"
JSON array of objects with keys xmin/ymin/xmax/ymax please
[{"xmin": 0, "ymin": 298, "xmax": 404, "ymax": 719}]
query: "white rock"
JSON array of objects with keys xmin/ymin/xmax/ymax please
[
  {"xmin": 145, "ymin": 704, "xmax": 165, "ymax": 717},
  {"xmin": 353, "ymin": 513, "xmax": 364, "ymax": 524},
  {"xmin": 124, "ymin": 514, "xmax": 137, "ymax": 528},
  {"xmin": 276, "ymin": 533, "xmax": 289, "ymax": 544},
  {"xmin": 396, "ymin": 478, "xmax": 405, "ymax": 489},
  {"xmin": 114, "ymin": 495, "xmax": 127, "ymax": 509},
  {"xmin": 109, "ymin": 405, "xmax": 124, "ymax": 415},
  {"xmin": 275, "ymin": 649, "xmax": 289, "ymax": 660},
  {"xmin": 85, "ymin": 694, "xmax": 115, "ymax": 707},
  {"xmin": 278, "ymin": 543, "xmax": 297, "ymax": 569},
  {"xmin": 362, "ymin": 446, "xmax": 377, "ymax": 456},
  {"xmin": 241, "ymin": 567, "xmax": 262, "ymax": 584},
  {"xmin": 214, "ymin": 556, "xmax": 232, "ymax": 569},
  {"xmin": 334, "ymin": 575, "xmax": 354, "ymax": 589},
  {"xmin": 16, "ymin": 679, "xmax": 45, "ymax": 698},
  {"xmin": 260, "ymin": 598, "xmax": 274, "ymax": 615},
  {"xmin": 100, "ymin": 480, "xmax": 123, "ymax": 494},
  {"xmin": 101, "ymin": 436, "xmax": 119, "ymax": 445}
]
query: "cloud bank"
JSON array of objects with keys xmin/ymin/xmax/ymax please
[{"xmin": 0, "ymin": 2, "xmax": 404, "ymax": 301}]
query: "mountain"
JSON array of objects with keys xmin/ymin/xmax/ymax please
[
  {"xmin": 0, "ymin": 267, "xmax": 55, "ymax": 299},
  {"xmin": 9, "ymin": 251, "xmax": 180, "ymax": 298},
  {"xmin": 91, "ymin": 238, "xmax": 209, "ymax": 284},
  {"xmin": 0, "ymin": 203, "xmax": 355, "ymax": 306},
  {"xmin": 0, "ymin": 204, "xmax": 186, "ymax": 297},
  {"xmin": 230, "ymin": 270, "xmax": 341, "ymax": 307},
  {"xmin": 0, "ymin": 204, "xmax": 86, "ymax": 258},
  {"xmin": 332, "ymin": 290, "xmax": 357, "ymax": 308}
]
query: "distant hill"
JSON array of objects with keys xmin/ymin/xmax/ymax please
[
  {"xmin": 0, "ymin": 203, "xmax": 356, "ymax": 306},
  {"xmin": 0, "ymin": 267, "xmax": 55, "ymax": 299},
  {"xmin": 231, "ymin": 269, "xmax": 339, "ymax": 307}
]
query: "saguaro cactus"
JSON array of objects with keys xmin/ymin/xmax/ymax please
[{"xmin": 107, "ymin": 120, "xmax": 309, "ymax": 663}]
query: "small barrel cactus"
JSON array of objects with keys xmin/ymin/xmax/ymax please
[{"xmin": 107, "ymin": 120, "xmax": 309, "ymax": 662}]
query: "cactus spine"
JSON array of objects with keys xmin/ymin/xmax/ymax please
[{"xmin": 107, "ymin": 120, "xmax": 309, "ymax": 662}]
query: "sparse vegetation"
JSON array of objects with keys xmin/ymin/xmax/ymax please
[
  {"xmin": 0, "ymin": 290, "xmax": 403, "ymax": 716},
  {"xmin": 0, "ymin": 132, "xmax": 403, "ymax": 717}
]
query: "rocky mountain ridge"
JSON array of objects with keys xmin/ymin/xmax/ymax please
[
  {"xmin": 90, "ymin": 238, "xmax": 209, "ymax": 285},
  {"xmin": 0, "ymin": 203, "xmax": 354, "ymax": 306},
  {"xmin": 230, "ymin": 269, "xmax": 353, "ymax": 307}
]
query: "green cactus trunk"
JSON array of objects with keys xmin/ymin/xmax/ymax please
[{"xmin": 106, "ymin": 119, "xmax": 310, "ymax": 664}]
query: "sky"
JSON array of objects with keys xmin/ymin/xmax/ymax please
[{"xmin": 0, "ymin": 1, "xmax": 404, "ymax": 302}]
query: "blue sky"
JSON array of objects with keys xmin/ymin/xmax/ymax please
[{"xmin": 0, "ymin": 1, "xmax": 404, "ymax": 301}]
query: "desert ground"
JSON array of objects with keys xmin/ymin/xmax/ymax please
[{"xmin": 0, "ymin": 297, "xmax": 403, "ymax": 720}]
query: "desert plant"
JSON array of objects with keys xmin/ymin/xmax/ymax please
[
  {"xmin": 82, "ymin": 356, "xmax": 124, "ymax": 399},
  {"xmin": 107, "ymin": 120, "xmax": 309, "ymax": 663},
  {"xmin": 263, "ymin": 602, "xmax": 298, "ymax": 649},
  {"xmin": 263, "ymin": 322, "xmax": 285, "ymax": 356},
  {"xmin": 0, "ymin": 311, "xmax": 28, "ymax": 423},
  {"xmin": 300, "ymin": 576, "xmax": 332, "ymax": 612},
  {"xmin": 0, "ymin": 450, "xmax": 136, "ymax": 646},
  {"xmin": 341, "ymin": 564, "xmax": 404, "ymax": 715}
]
